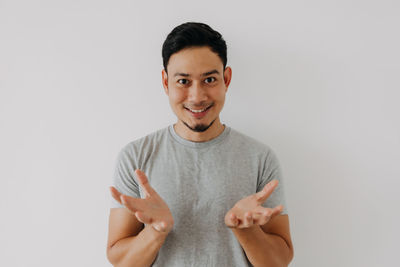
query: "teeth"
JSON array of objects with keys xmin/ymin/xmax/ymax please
[
  {"xmin": 186, "ymin": 106, "xmax": 209, "ymax": 113},
  {"xmin": 190, "ymin": 108, "xmax": 207, "ymax": 113}
]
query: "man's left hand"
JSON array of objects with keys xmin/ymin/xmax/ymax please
[{"xmin": 224, "ymin": 179, "xmax": 283, "ymax": 229}]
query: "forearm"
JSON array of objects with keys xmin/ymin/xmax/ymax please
[
  {"xmin": 108, "ymin": 225, "xmax": 169, "ymax": 267},
  {"xmin": 231, "ymin": 226, "xmax": 293, "ymax": 267}
]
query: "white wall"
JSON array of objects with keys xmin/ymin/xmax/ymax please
[{"xmin": 1, "ymin": 0, "xmax": 399, "ymax": 266}]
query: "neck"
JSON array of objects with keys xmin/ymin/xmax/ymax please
[{"xmin": 174, "ymin": 118, "xmax": 225, "ymax": 142}]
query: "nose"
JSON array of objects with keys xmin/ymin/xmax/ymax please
[{"xmin": 187, "ymin": 81, "xmax": 207, "ymax": 103}]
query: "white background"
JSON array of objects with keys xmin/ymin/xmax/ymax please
[{"xmin": 1, "ymin": 0, "xmax": 399, "ymax": 266}]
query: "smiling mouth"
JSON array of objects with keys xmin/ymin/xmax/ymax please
[
  {"xmin": 184, "ymin": 105, "xmax": 213, "ymax": 118},
  {"xmin": 184, "ymin": 105, "xmax": 212, "ymax": 113}
]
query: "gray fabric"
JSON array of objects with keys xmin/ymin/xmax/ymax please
[{"xmin": 110, "ymin": 124, "xmax": 288, "ymax": 266}]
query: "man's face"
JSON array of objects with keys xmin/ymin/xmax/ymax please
[{"xmin": 162, "ymin": 46, "xmax": 232, "ymax": 133}]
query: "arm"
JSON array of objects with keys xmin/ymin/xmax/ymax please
[
  {"xmin": 225, "ymin": 180, "xmax": 294, "ymax": 267},
  {"xmin": 107, "ymin": 209, "xmax": 169, "ymax": 267},
  {"xmin": 230, "ymin": 214, "xmax": 293, "ymax": 267},
  {"xmin": 107, "ymin": 169, "xmax": 174, "ymax": 267}
]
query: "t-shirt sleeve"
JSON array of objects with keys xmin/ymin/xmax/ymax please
[
  {"xmin": 109, "ymin": 146, "xmax": 140, "ymax": 209},
  {"xmin": 257, "ymin": 148, "xmax": 289, "ymax": 215}
]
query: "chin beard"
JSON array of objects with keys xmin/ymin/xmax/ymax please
[{"xmin": 182, "ymin": 119, "xmax": 216, "ymax": 133}]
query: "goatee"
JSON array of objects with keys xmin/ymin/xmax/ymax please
[{"xmin": 183, "ymin": 119, "xmax": 216, "ymax": 132}]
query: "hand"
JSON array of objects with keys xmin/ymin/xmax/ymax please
[
  {"xmin": 110, "ymin": 169, "xmax": 174, "ymax": 233},
  {"xmin": 225, "ymin": 179, "xmax": 283, "ymax": 229}
]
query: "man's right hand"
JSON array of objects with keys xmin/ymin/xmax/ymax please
[{"xmin": 110, "ymin": 169, "xmax": 174, "ymax": 233}]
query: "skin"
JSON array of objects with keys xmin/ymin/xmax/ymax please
[
  {"xmin": 224, "ymin": 179, "xmax": 284, "ymax": 228},
  {"xmin": 110, "ymin": 171, "xmax": 282, "ymax": 232},
  {"xmin": 110, "ymin": 169, "xmax": 174, "ymax": 233},
  {"xmin": 161, "ymin": 46, "xmax": 232, "ymax": 142},
  {"xmin": 109, "ymin": 46, "xmax": 293, "ymax": 266}
]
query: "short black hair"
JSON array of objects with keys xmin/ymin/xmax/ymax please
[{"xmin": 162, "ymin": 22, "xmax": 227, "ymax": 73}]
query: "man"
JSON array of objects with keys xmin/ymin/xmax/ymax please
[{"xmin": 107, "ymin": 22, "xmax": 294, "ymax": 267}]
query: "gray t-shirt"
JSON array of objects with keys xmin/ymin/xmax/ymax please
[{"xmin": 110, "ymin": 124, "xmax": 288, "ymax": 266}]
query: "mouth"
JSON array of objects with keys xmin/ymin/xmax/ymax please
[{"xmin": 184, "ymin": 105, "xmax": 213, "ymax": 119}]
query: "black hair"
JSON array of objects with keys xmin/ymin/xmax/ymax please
[{"xmin": 162, "ymin": 22, "xmax": 227, "ymax": 73}]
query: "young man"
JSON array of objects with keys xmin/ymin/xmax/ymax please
[{"xmin": 107, "ymin": 22, "xmax": 294, "ymax": 267}]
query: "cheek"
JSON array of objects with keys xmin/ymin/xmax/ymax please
[
  {"xmin": 212, "ymin": 90, "xmax": 226, "ymax": 104},
  {"xmin": 169, "ymin": 90, "xmax": 186, "ymax": 105}
]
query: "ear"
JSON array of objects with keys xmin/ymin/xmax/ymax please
[
  {"xmin": 162, "ymin": 69, "xmax": 169, "ymax": 95},
  {"xmin": 223, "ymin": 66, "xmax": 232, "ymax": 92}
]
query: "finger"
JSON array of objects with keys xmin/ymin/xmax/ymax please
[
  {"xmin": 270, "ymin": 205, "xmax": 283, "ymax": 219},
  {"xmin": 120, "ymin": 194, "xmax": 146, "ymax": 212},
  {"xmin": 225, "ymin": 213, "xmax": 239, "ymax": 228},
  {"xmin": 134, "ymin": 211, "xmax": 153, "ymax": 224},
  {"xmin": 231, "ymin": 213, "xmax": 239, "ymax": 227},
  {"xmin": 110, "ymin": 186, "xmax": 122, "ymax": 204},
  {"xmin": 135, "ymin": 169, "xmax": 155, "ymax": 197},
  {"xmin": 258, "ymin": 209, "xmax": 273, "ymax": 225},
  {"xmin": 252, "ymin": 213, "xmax": 262, "ymax": 224},
  {"xmin": 256, "ymin": 179, "xmax": 279, "ymax": 204},
  {"xmin": 251, "ymin": 206, "xmax": 266, "ymax": 224},
  {"xmin": 241, "ymin": 212, "xmax": 253, "ymax": 228}
]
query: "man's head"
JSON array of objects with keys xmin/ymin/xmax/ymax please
[
  {"xmin": 162, "ymin": 22, "xmax": 228, "ymax": 74},
  {"xmin": 161, "ymin": 22, "xmax": 232, "ymax": 136}
]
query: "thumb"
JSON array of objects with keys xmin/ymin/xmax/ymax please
[
  {"xmin": 135, "ymin": 169, "xmax": 156, "ymax": 197},
  {"xmin": 256, "ymin": 179, "xmax": 278, "ymax": 204},
  {"xmin": 153, "ymin": 221, "xmax": 168, "ymax": 232}
]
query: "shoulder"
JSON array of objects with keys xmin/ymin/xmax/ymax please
[
  {"xmin": 228, "ymin": 127, "xmax": 275, "ymax": 155},
  {"xmin": 227, "ymin": 127, "xmax": 281, "ymax": 170},
  {"xmin": 118, "ymin": 126, "xmax": 170, "ymax": 157}
]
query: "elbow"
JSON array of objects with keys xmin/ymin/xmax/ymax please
[
  {"xmin": 106, "ymin": 246, "xmax": 115, "ymax": 265},
  {"xmin": 281, "ymin": 233, "xmax": 294, "ymax": 266},
  {"xmin": 273, "ymin": 242, "xmax": 294, "ymax": 267},
  {"xmin": 253, "ymin": 245, "xmax": 294, "ymax": 267},
  {"xmin": 284, "ymin": 244, "xmax": 294, "ymax": 266},
  {"xmin": 106, "ymin": 244, "xmax": 120, "ymax": 266}
]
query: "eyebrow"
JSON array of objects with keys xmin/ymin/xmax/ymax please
[{"xmin": 173, "ymin": 69, "xmax": 220, "ymax": 77}]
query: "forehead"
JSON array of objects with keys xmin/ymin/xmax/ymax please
[{"xmin": 167, "ymin": 46, "xmax": 223, "ymax": 76}]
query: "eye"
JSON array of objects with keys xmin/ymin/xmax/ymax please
[
  {"xmin": 178, "ymin": 79, "xmax": 189, "ymax": 85},
  {"xmin": 205, "ymin": 77, "xmax": 216, "ymax": 83}
]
